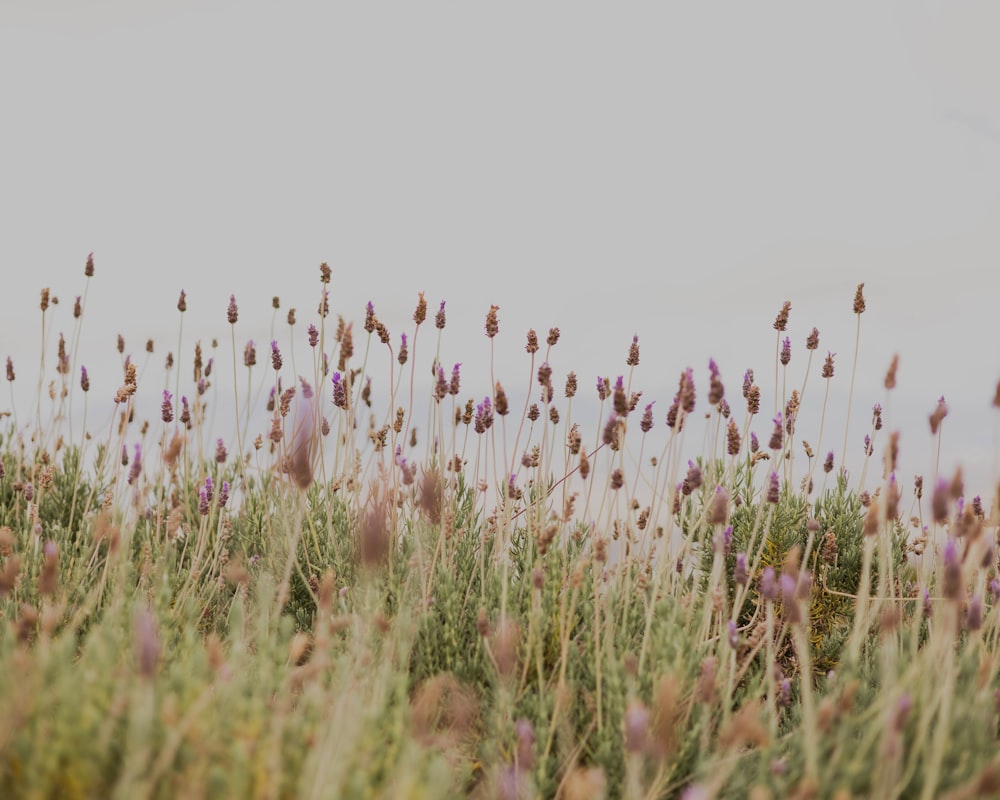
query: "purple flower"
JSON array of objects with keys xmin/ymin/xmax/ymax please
[
  {"xmin": 734, "ymin": 552, "xmax": 748, "ymax": 585},
  {"xmin": 331, "ymin": 372, "xmax": 347, "ymax": 409},
  {"xmin": 127, "ymin": 444, "xmax": 142, "ymax": 486},
  {"xmin": 727, "ymin": 620, "xmax": 739, "ymax": 649},
  {"xmin": 760, "ymin": 567, "xmax": 777, "ymax": 601},
  {"xmin": 218, "ymin": 480, "xmax": 230, "ymax": 508},
  {"xmin": 640, "ymin": 402, "xmax": 655, "ymax": 433}
]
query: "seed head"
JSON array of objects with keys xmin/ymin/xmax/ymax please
[
  {"xmin": 319, "ymin": 262, "xmax": 331, "ymax": 283},
  {"xmin": 853, "ymin": 282, "xmax": 866, "ymax": 314},
  {"xmin": 525, "ymin": 329, "xmax": 539, "ymax": 354},
  {"xmin": 767, "ymin": 471, "xmax": 780, "ymax": 503},
  {"xmin": 773, "ymin": 301, "xmax": 791, "ymax": 332},
  {"xmin": 822, "ymin": 352, "xmax": 835, "ymax": 379},
  {"xmin": 929, "ymin": 396, "xmax": 948, "ymax": 435},
  {"xmin": 414, "ymin": 291, "xmax": 427, "ymax": 325},
  {"xmin": 805, "ymin": 327, "xmax": 819, "ymax": 350},
  {"xmin": 626, "ymin": 335, "xmax": 639, "ymax": 366},
  {"xmin": 485, "ymin": 305, "xmax": 500, "ymax": 338}
]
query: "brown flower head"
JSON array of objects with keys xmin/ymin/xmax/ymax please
[
  {"xmin": 773, "ymin": 301, "xmax": 791, "ymax": 332},
  {"xmin": 853, "ymin": 282, "xmax": 866, "ymax": 314},
  {"xmin": 485, "ymin": 304, "xmax": 500, "ymax": 338}
]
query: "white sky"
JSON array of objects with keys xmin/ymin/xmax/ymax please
[{"xmin": 1, "ymin": 1, "xmax": 998, "ymax": 500}]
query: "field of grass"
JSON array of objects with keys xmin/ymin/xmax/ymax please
[{"xmin": 2, "ymin": 262, "xmax": 999, "ymax": 799}]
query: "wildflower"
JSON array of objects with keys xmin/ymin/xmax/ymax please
[
  {"xmin": 564, "ymin": 371, "xmax": 577, "ymax": 398},
  {"xmin": 397, "ymin": 333, "xmax": 408, "ymax": 366},
  {"xmin": 780, "ymin": 336, "xmax": 791, "ymax": 366},
  {"xmin": 760, "ymin": 567, "xmax": 778, "ymax": 601},
  {"xmin": 5, "ymin": 357, "xmax": 13, "ymax": 382},
  {"xmin": 932, "ymin": 478, "xmax": 950, "ymax": 524},
  {"xmin": 84, "ymin": 252, "xmax": 95, "ymax": 277},
  {"xmin": 127, "ymin": 444, "xmax": 142, "ymax": 485},
  {"xmin": 413, "ymin": 291, "xmax": 427, "ymax": 325},
  {"xmin": 966, "ymin": 595, "xmax": 983, "ymax": 631},
  {"xmin": 435, "ymin": 300, "xmax": 446, "ymax": 330},
  {"xmin": 727, "ymin": 420, "xmax": 741, "ymax": 455},
  {"xmin": 80, "ymin": 366, "xmax": 90, "ymax": 393},
  {"xmin": 434, "ymin": 366, "xmax": 448, "ymax": 401},
  {"xmin": 217, "ymin": 480, "xmax": 230, "ymax": 509},
  {"xmin": 822, "ymin": 352, "xmax": 835, "ymax": 378},
  {"xmin": 474, "ymin": 397, "xmax": 493, "ymax": 434},
  {"xmin": 626, "ymin": 335, "xmax": 639, "ymax": 366},
  {"xmin": 624, "ymin": 700, "xmax": 650, "ymax": 753},
  {"xmin": 331, "ymin": 372, "xmax": 348, "ymax": 409},
  {"xmin": 823, "ymin": 451, "xmax": 834, "ymax": 473},
  {"xmin": 708, "ymin": 486, "xmax": 729, "ymax": 525},
  {"xmin": 133, "ymin": 608, "xmax": 161, "ymax": 678},
  {"xmin": 767, "ymin": 471, "xmax": 781, "ymax": 504},
  {"xmin": 727, "ymin": 620, "xmax": 739, "ymax": 649},
  {"xmin": 853, "ymin": 282, "xmax": 866, "ymax": 314},
  {"xmin": 307, "ymin": 324, "xmax": 319, "ymax": 347},
  {"xmin": 929, "ymin": 396, "xmax": 948, "ymax": 435},
  {"xmin": 773, "ymin": 301, "xmax": 791, "ymax": 331},
  {"xmin": 806, "ymin": 327, "xmax": 819, "ymax": 350},
  {"xmin": 708, "ymin": 358, "xmax": 724, "ymax": 405},
  {"xmin": 640, "ymin": 402, "xmax": 654, "ymax": 433},
  {"xmin": 227, "ymin": 295, "xmax": 238, "ymax": 324},
  {"xmin": 734, "ymin": 552, "xmax": 748, "ymax": 585},
  {"xmin": 768, "ymin": 414, "xmax": 783, "ymax": 451},
  {"xmin": 525, "ymin": 329, "xmax": 539, "ymax": 353},
  {"xmin": 942, "ymin": 539, "xmax": 962, "ymax": 601},
  {"xmin": 485, "ymin": 304, "xmax": 499, "ymax": 338},
  {"xmin": 37, "ymin": 541, "xmax": 59, "ymax": 596},
  {"xmin": 215, "ymin": 438, "xmax": 227, "ymax": 464}
]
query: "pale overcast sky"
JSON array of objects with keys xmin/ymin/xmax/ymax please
[{"xmin": 1, "ymin": 1, "xmax": 998, "ymax": 498}]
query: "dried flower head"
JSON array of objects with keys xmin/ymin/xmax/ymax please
[
  {"xmin": 626, "ymin": 335, "xmax": 639, "ymax": 366},
  {"xmin": 435, "ymin": 300, "xmax": 446, "ymax": 330},
  {"xmin": 414, "ymin": 291, "xmax": 427, "ymax": 325},
  {"xmin": 929, "ymin": 396, "xmax": 948, "ymax": 435},
  {"xmin": 485, "ymin": 305, "xmax": 500, "ymax": 338},
  {"xmin": 226, "ymin": 295, "xmax": 238, "ymax": 324},
  {"xmin": 773, "ymin": 301, "xmax": 791, "ymax": 332},
  {"xmin": 805, "ymin": 327, "xmax": 819, "ymax": 350},
  {"xmin": 822, "ymin": 352, "xmax": 835, "ymax": 378},
  {"xmin": 853, "ymin": 282, "xmax": 866, "ymax": 314},
  {"xmin": 319, "ymin": 262, "xmax": 331, "ymax": 283}
]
